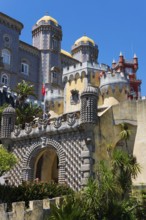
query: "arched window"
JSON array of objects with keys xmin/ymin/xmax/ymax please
[
  {"xmin": 1, "ymin": 74, "xmax": 8, "ymax": 85},
  {"xmin": 21, "ymin": 62, "xmax": 29, "ymax": 75},
  {"xmin": 2, "ymin": 49, "xmax": 11, "ymax": 65}
]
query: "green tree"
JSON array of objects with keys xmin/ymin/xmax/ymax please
[
  {"xmin": 81, "ymin": 149, "xmax": 141, "ymax": 220},
  {"xmin": 14, "ymin": 80, "xmax": 43, "ymax": 127},
  {"xmin": 15, "ymin": 103, "xmax": 43, "ymax": 127},
  {"xmin": 49, "ymin": 194, "xmax": 85, "ymax": 220},
  {"xmin": 0, "ymin": 145, "xmax": 17, "ymax": 177},
  {"xmin": 49, "ymin": 149, "xmax": 141, "ymax": 220},
  {"xmin": 15, "ymin": 80, "xmax": 36, "ymax": 106},
  {"xmin": 119, "ymin": 123, "xmax": 131, "ymax": 153},
  {"xmin": 0, "ymin": 103, "xmax": 8, "ymax": 120}
]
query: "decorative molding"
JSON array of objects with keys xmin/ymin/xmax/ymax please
[
  {"xmin": 67, "ymin": 113, "xmax": 76, "ymax": 126},
  {"xmin": 54, "ymin": 117, "xmax": 62, "ymax": 129}
]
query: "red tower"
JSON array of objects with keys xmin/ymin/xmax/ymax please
[{"xmin": 112, "ymin": 53, "xmax": 141, "ymax": 100}]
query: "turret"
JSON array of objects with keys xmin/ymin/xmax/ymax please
[
  {"xmin": 81, "ymin": 84, "xmax": 98, "ymax": 124},
  {"xmin": 1, "ymin": 105, "xmax": 16, "ymax": 139},
  {"xmin": 100, "ymin": 70, "xmax": 129, "ymax": 105},
  {"xmin": 71, "ymin": 35, "xmax": 99, "ymax": 63},
  {"xmin": 133, "ymin": 54, "xmax": 138, "ymax": 71},
  {"xmin": 119, "ymin": 52, "xmax": 124, "ymax": 71},
  {"xmin": 32, "ymin": 14, "xmax": 63, "ymax": 93}
]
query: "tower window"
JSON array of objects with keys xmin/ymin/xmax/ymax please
[
  {"xmin": 52, "ymin": 39, "xmax": 58, "ymax": 49},
  {"xmin": 1, "ymin": 74, "xmax": 8, "ymax": 85},
  {"xmin": 70, "ymin": 89, "xmax": 80, "ymax": 105},
  {"xmin": 21, "ymin": 62, "xmax": 29, "ymax": 75},
  {"xmin": 2, "ymin": 49, "xmax": 11, "ymax": 65}
]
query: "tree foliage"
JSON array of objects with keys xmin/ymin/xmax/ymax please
[
  {"xmin": 15, "ymin": 80, "xmax": 36, "ymax": 106},
  {"xmin": 14, "ymin": 80, "xmax": 43, "ymax": 127},
  {"xmin": 48, "ymin": 149, "xmax": 141, "ymax": 220},
  {"xmin": 0, "ymin": 145, "xmax": 17, "ymax": 177},
  {"xmin": 0, "ymin": 103, "xmax": 9, "ymax": 120}
]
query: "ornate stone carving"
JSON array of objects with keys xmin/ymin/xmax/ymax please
[
  {"xmin": 67, "ymin": 113, "xmax": 76, "ymax": 126},
  {"xmin": 25, "ymin": 123, "xmax": 32, "ymax": 134},
  {"xmin": 38, "ymin": 118, "xmax": 49, "ymax": 130},
  {"xmin": 54, "ymin": 117, "xmax": 62, "ymax": 129},
  {"xmin": 41, "ymin": 137, "xmax": 47, "ymax": 147},
  {"xmin": 14, "ymin": 125, "xmax": 21, "ymax": 136}
]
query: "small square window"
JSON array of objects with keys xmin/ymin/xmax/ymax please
[
  {"xmin": 70, "ymin": 89, "xmax": 80, "ymax": 105},
  {"xmin": 21, "ymin": 63, "xmax": 29, "ymax": 75}
]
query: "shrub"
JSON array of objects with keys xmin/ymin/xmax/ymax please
[{"xmin": 0, "ymin": 181, "xmax": 73, "ymax": 209}]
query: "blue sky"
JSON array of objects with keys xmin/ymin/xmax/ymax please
[{"xmin": 1, "ymin": 0, "xmax": 146, "ymax": 95}]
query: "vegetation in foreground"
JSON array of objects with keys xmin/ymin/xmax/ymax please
[
  {"xmin": 0, "ymin": 181, "xmax": 73, "ymax": 210},
  {"xmin": 49, "ymin": 149, "xmax": 146, "ymax": 220},
  {"xmin": 0, "ymin": 145, "xmax": 17, "ymax": 177}
]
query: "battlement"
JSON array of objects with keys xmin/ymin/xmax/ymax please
[
  {"xmin": 63, "ymin": 62, "xmax": 109, "ymax": 82},
  {"xmin": 0, "ymin": 197, "xmax": 62, "ymax": 220},
  {"xmin": 100, "ymin": 71, "xmax": 129, "ymax": 91}
]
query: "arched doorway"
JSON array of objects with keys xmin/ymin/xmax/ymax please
[{"xmin": 34, "ymin": 148, "xmax": 59, "ymax": 183}]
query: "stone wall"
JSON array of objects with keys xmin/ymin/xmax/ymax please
[
  {"xmin": 133, "ymin": 99, "xmax": 146, "ymax": 186},
  {"xmin": 0, "ymin": 197, "xmax": 61, "ymax": 220}
]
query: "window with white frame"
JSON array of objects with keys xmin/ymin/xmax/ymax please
[
  {"xmin": 2, "ymin": 49, "xmax": 11, "ymax": 65},
  {"xmin": 21, "ymin": 62, "xmax": 29, "ymax": 75},
  {"xmin": 1, "ymin": 74, "xmax": 8, "ymax": 85}
]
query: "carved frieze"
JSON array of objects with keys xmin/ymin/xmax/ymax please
[
  {"xmin": 54, "ymin": 117, "xmax": 62, "ymax": 129},
  {"xmin": 14, "ymin": 124, "xmax": 21, "ymax": 136},
  {"xmin": 25, "ymin": 123, "xmax": 32, "ymax": 134},
  {"xmin": 67, "ymin": 113, "xmax": 76, "ymax": 126}
]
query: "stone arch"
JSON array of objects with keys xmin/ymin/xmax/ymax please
[
  {"xmin": 75, "ymin": 72, "xmax": 80, "ymax": 80},
  {"xmin": 63, "ymin": 76, "xmax": 68, "ymax": 83},
  {"xmin": 22, "ymin": 138, "xmax": 65, "ymax": 184},
  {"xmin": 69, "ymin": 74, "xmax": 74, "ymax": 82}
]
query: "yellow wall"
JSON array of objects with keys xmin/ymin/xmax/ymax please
[
  {"xmin": 90, "ymin": 71, "xmax": 100, "ymax": 87},
  {"xmin": 93, "ymin": 104, "xmax": 137, "ymax": 170},
  {"xmin": 47, "ymin": 100, "xmax": 64, "ymax": 116},
  {"xmin": 64, "ymin": 77, "xmax": 87, "ymax": 113}
]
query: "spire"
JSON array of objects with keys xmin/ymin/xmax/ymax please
[
  {"xmin": 133, "ymin": 53, "xmax": 137, "ymax": 58},
  {"xmin": 112, "ymin": 59, "xmax": 116, "ymax": 63},
  {"xmin": 119, "ymin": 52, "xmax": 123, "ymax": 56}
]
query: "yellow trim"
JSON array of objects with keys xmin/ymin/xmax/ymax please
[
  {"xmin": 75, "ymin": 36, "xmax": 95, "ymax": 46},
  {"xmin": 37, "ymin": 15, "xmax": 58, "ymax": 25},
  {"xmin": 61, "ymin": 49, "xmax": 72, "ymax": 58}
]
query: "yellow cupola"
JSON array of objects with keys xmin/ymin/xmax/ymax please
[
  {"xmin": 74, "ymin": 35, "xmax": 95, "ymax": 46},
  {"xmin": 36, "ymin": 15, "xmax": 58, "ymax": 25}
]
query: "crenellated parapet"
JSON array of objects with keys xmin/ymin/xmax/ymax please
[
  {"xmin": 63, "ymin": 62, "xmax": 109, "ymax": 83},
  {"xmin": 0, "ymin": 197, "xmax": 62, "ymax": 220},
  {"xmin": 99, "ymin": 70, "xmax": 130, "ymax": 102}
]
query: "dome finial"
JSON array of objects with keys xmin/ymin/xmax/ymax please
[
  {"xmin": 45, "ymin": 11, "xmax": 49, "ymax": 15},
  {"xmin": 112, "ymin": 59, "xmax": 116, "ymax": 63},
  {"xmin": 119, "ymin": 51, "xmax": 123, "ymax": 56},
  {"xmin": 134, "ymin": 53, "xmax": 137, "ymax": 58}
]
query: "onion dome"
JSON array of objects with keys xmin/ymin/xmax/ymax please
[
  {"xmin": 74, "ymin": 35, "xmax": 95, "ymax": 46},
  {"xmin": 36, "ymin": 15, "xmax": 58, "ymax": 25},
  {"xmin": 3, "ymin": 105, "xmax": 15, "ymax": 114}
]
